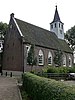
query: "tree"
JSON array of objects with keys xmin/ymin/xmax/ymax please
[
  {"xmin": 53, "ymin": 49, "xmax": 63, "ymax": 67},
  {"xmin": 0, "ymin": 22, "xmax": 8, "ymax": 36},
  {"xmin": 27, "ymin": 44, "xmax": 37, "ymax": 70},
  {"xmin": 65, "ymin": 26, "xmax": 75, "ymax": 49},
  {"xmin": 0, "ymin": 22, "xmax": 8, "ymax": 73}
]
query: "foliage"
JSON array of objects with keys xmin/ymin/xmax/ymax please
[
  {"xmin": 65, "ymin": 25, "xmax": 75, "ymax": 49},
  {"xmin": 20, "ymin": 86, "xmax": 29, "ymax": 100},
  {"xmin": 0, "ymin": 22, "xmax": 8, "ymax": 36},
  {"xmin": 47, "ymin": 67, "xmax": 69, "ymax": 73},
  {"xmin": 23, "ymin": 72, "xmax": 75, "ymax": 100},
  {"xmin": 0, "ymin": 53, "xmax": 1, "ymax": 64},
  {"xmin": 0, "ymin": 52, "xmax": 3, "ymax": 73},
  {"xmin": 68, "ymin": 67, "xmax": 75, "ymax": 73},
  {"xmin": 41, "ymin": 66, "xmax": 70, "ymax": 80},
  {"xmin": 43, "ymin": 66, "xmax": 69, "ymax": 73},
  {"xmin": 27, "ymin": 44, "xmax": 37, "ymax": 66},
  {"xmin": 53, "ymin": 49, "xmax": 63, "ymax": 66},
  {"xmin": 42, "ymin": 66, "xmax": 75, "ymax": 73}
]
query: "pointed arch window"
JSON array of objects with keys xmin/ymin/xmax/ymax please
[
  {"xmin": 69, "ymin": 56, "xmax": 72, "ymax": 67},
  {"xmin": 39, "ymin": 50, "xmax": 44, "ymax": 65},
  {"xmin": 48, "ymin": 51, "xmax": 52, "ymax": 65},
  {"xmin": 26, "ymin": 45, "xmax": 31, "ymax": 57},
  {"xmin": 63, "ymin": 55, "xmax": 66, "ymax": 66}
]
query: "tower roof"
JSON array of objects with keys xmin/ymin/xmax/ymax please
[{"xmin": 51, "ymin": 5, "xmax": 63, "ymax": 23}]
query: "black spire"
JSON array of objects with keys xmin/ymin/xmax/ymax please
[{"xmin": 53, "ymin": 5, "xmax": 61, "ymax": 22}]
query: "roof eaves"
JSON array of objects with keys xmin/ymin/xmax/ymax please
[
  {"xmin": 50, "ymin": 20, "xmax": 64, "ymax": 24},
  {"xmin": 13, "ymin": 17, "xmax": 24, "ymax": 37}
]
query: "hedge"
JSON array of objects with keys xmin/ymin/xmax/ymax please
[
  {"xmin": 23, "ymin": 72, "xmax": 75, "ymax": 100},
  {"xmin": 42, "ymin": 66, "xmax": 75, "ymax": 73}
]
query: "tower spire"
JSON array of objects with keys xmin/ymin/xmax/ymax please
[
  {"xmin": 50, "ymin": 6, "xmax": 64, "ymax": 40},
  {"xmin": 53, "ymin": 5, "xmax": 61, "ymax": 22}
]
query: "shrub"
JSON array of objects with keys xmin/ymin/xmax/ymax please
[
  {"xmin": 68, "ymin": 67, "xmax": 75, "ymax": 73},
  {"xmin": 43, "ymin": 66, "xmax": 69, "ymax": 73},
  {"xmin": 47, "ymin": 66, "xmax": 58, "ymax": 73},
  {"xmin": 20, "ymin": 86, "xmax": 29, "ymax": 100},
  {"xmin": 43, "ymin": 66, "xmax": 75, "ymax": 74},
  {"xmin": 23, "ymin": 72, "xmax": 75, "ymax": 100}
]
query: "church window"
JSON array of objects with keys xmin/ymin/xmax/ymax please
[
  {"xmin": 27, "ymin": 47, "xmax": 28, "ymax": 50},
  {"xmin": 39, "ymin": 50, "xmax": 44, "ymax": 65},
  {"xmin": 55, "ymin": 23, "xmax": 56, "ymax": 28},
  {"xmin": 26, "ymin": 45, "xmax": 31, "ymax": 57},
  {"xmin": 61, "ymin": 24, "xmax": 63, "ymax": 29},
  {"xmin": 69, "ymin": 56, "xmax": 72, "ymax": 67},
  {"xmin": 51, "ymin": 25, "xmax": 53, "ymax": 29},
  {"xmin": 59, "ymin": 23, "xmax": 60, "ymax": 28},
  {"xmin": 63, "ymin": 55, "xmax": 66, "ymax": 66},
  {"xmin": 48, "ymin": 51, "xmax": 52, "ymax": 65}
]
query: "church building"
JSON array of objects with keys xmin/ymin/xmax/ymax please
[{"xmin": 3, "ymin": 6, "xmax": 73, "ymax": 75}]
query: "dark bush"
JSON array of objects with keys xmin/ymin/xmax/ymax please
[{"xmin": 23, "ymin": 72, "xmax": 75, "ymax": 100}]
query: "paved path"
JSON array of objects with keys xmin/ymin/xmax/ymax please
[{"xmin": 0, "ymin": 76, "xmax": 21, "ymax": 100}]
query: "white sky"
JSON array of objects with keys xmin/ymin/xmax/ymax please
[{"xmin": 0, "ymin": 0, "xmax": 75, "ymax": 32}]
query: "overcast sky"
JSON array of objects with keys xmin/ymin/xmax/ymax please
[{"xmin": 0, "ymin": 0, "xmax": 75, "ymax": 32}]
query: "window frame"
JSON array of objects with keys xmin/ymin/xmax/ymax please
[
  {"xmin": 69, "ymin": 56, "xmax": 72, "ymax": 67},
  {"xmin": 48, "ymin": 51, "xmax": 52, "ymax": 65},
  {"xmin": 59, "ymin": 23, "xmax": 60, "ymax": 28},
  {"xmin": 63, "ymin": 55, "xmax": 66, "ymax": 67},
  {"xmin": 61, "ymin": 24, "xmax": 63, "ymax": 29},
  {"xmin": 55, "ymin": 23, "xmax": 56, "ymax": 28},
  {"xmin": 38, "ymin": 50, "xmax": 44, "ymax": 65}
]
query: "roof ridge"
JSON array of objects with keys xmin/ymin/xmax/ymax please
[{"xmin": 15, "ymin": 18, "xmax": 55, "ymax": 34}]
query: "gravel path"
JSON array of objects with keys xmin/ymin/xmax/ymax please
[{"xmin": 0, "ymin": 76, "xmax": 21, "ymax": 100}]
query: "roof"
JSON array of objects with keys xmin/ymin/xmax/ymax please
[
  {"xmin": 51, "ymin": 6, "xmax": 63, "ymax": 24},
  {"xmin": 15, "ymin": 18, "xmax": 72, "ymax": 53}
]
